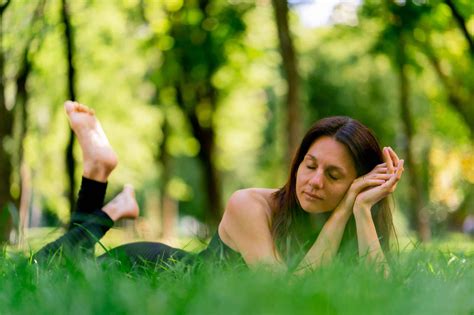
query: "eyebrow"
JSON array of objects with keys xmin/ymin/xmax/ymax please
[{"xmin": 305, "ymin": 154, "xmax": 346, "ymax": 175}]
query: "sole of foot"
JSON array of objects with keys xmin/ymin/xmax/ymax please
[{"xmin": 64, "ymin": 101, "xmax": 118, "ymax": 182}]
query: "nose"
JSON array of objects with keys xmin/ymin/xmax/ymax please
[{"xmin": 309, "ymin": 169, "xmax": 324, "ymax": 189}]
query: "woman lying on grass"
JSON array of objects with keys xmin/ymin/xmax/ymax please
[{"xmin": 34, "ymin": 101, "xmax": 404, "ymax": 274}]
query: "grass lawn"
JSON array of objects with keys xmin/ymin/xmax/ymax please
[{"xmin": 1, "ymin": 233, "xmax": 473, "ymax": 315}]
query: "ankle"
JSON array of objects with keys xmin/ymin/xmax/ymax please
[
  {"xmin": 82, "ymin": 170, "xmax": 109, "ymax": 183},
  {"xmin": 102, "ymin": 204, "xmax": 119, "ymax": 222},
  {"xmin": 83, "ymin": 163, "xmax": 113, "ymax": 183}
]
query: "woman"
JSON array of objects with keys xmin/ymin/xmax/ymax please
[{"xmin": 34, "ymin": 101, "xmax": 403, "ymax": 274}]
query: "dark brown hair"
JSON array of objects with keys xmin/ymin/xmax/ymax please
[{"xmin": 271, "ymin": 116, "xmax": 396, "ymax": 266}]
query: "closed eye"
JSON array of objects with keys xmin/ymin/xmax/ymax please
[{"xmin": 327, "ymin": 171, "xmax": 341, "ymax": 180}]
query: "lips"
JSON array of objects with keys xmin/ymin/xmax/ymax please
[{"xmin": 304, "ymin": 191, "xmax": 324, "ymax": 200}]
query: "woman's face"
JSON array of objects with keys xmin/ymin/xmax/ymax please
[{"xmin": 296, "ymin": 136, "xmax": 357, "ymax": 213}]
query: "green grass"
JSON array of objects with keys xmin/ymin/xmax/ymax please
[{"xmin": 1, "ymin": 244, "xmax": 473, "ymax": 315}]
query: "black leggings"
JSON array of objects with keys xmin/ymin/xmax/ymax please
[{"xmin": 34, "ymin": 177, "xmax": 194, "ymax": 267}]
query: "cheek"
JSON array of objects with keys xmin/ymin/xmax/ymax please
[
  {"xmin": 295, "ymin": 167, "xmax": 304, "ymax": 188},
  {"xmin": 295, "ymin": 169, "xmax": 306, "ymax": 202},
  {"xmin": 329, "ymin": 182, "xmax": 352, "ymax": 201}
]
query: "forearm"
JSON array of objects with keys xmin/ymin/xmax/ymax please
[
  {"xmin": 353, "ymin": 205, "xmax": 387, "ymax": 266},
  {"xmin": 294, "ymin": 210, "xmax": 351, "ymax": 274}
]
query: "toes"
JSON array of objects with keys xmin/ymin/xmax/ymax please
[
  {"xmin": 77, "ymin": 103, "xmax": 89, "ymax": 113},
  {"xmin": 64, "ymin": 100, "xmax": 76, "ymax": 114},
  {"xmin": 77, "ymin": 103, "xmax": 95, "ymax": 115},
  {"xmin": 64, "ymin": 100, "xmax": 92, "ymax": 115},
  {"xmin": 124, "ymin": 184, "xmax": 135, "ymax": 195}
]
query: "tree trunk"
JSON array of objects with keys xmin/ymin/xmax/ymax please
[
  {"xmin": 421, "ymin": 40, "xmax": 474, "ymax": 136},
  {"xmin": 0, "ymin": 0, "xmax": 14, "ymax": 243},
  {"xmin": 444, "ymin": 0, "xmax": 474, "ymax": 57},
  {"xmin": 398, "ymin": 36, "xmax": 431, "ymax": 242},
  {"xmin": 13, "ymin": 46, "xmax": 32, "ymax": 245},
  {"xmin": 0, "ymin": 0, "xmax": 46, "ymax": 243},
  {"xmin": 175, "ymin": 83, "xmax": 222, "ymax": 229},
  {"xmin": 15, "ymin": 0, "xmax": 46, "ymax": 245},
  {"xmin": 158, "ymin": 115, "xmax": 178, "ymax": 240},
  {"xmin": 135, "ymin": 0, "xmax": 176, "ymax": 240},
  {"xmin": 272, "ymin": 0, "xmax": 300, "ymax": 161},
  {"xmin": 61, "ymin": 0, "xmax": 77, "ymax": 215},
  {"xmin": 188, "ymin": 112, "xmax": 221, "ymax": 228}
]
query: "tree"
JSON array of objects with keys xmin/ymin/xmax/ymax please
[
  {"xmin": 444, "ymin": 0, "xmax": 473, "ymax": 57},
  {"xmin": 272, "ymin": 0, "xmax": 301, "ymax": 161},
  {"xmin": 0, "ymin": 0, "xmax": 46, "ymax": 243},
  {"xmin": 363, "ymin": 0, "xmax": 433, "ymax": 241},
  {"xmin": 0, "ymin": 0, "xmax": 13, "ymax": 243},
  {"xmin": 149, "ymin": 0, "xmax": 251, "ymax": 228},
  {"xmin": 416, "ymin": 0, "xmax": 474, "ymax": 136},
  {"xmin": 12, "ymin": 0, "xmax": 47, "ymax": 244},
  {"xmin": 396, "ymin": 32, "xmax": 431, "ymax": 241},
  {"xmin": 61, "ymin": 0, "xmax": 78, "ymax": 215}
]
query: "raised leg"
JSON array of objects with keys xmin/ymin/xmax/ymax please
[
  {"xmin": 34, "ymin": 186, "xmax": 139, "ymax": 264},
  {"xmin": 64, "ymin": 100, "xmax": 118, "ymax": 229}
]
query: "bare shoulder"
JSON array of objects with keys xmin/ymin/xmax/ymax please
[
  {"xmin": 219, "ymin": 188, "xmax": 283, "ymax": 265},
  {"xmin": 218, "ymin": 188, "xmax": 277, "ymax": 250},
  {"xmin": 225, "ymin": 188, "xmax": 278, "ymax": 220}
]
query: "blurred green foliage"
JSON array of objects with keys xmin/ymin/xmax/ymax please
[{"xmin": 1, "ymin": 0, "xmax": 473, "ymax": 242}]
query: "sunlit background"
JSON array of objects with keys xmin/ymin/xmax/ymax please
[{"xmin": 1, "ymin": 0, "xmax": 473, "ymax": 253}]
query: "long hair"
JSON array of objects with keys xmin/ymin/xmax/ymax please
[{"xmin": 271, "ymin": 116, "xmax": 396, "ymax": 267}]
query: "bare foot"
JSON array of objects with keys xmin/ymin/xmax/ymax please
[
  {"xmin": 102, "ymin": 185, "xmax": 139, "ymax": 222},
  {"xmin": 64, "ymin": 100, "xmax": 118, "ymax": 182}
]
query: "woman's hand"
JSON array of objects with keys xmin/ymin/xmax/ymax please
[
  {"xmin": 348, "ymin": 163, "xmax": 393, "ymax": 197},
  {"xmin": 333, "ymin": 163, "xmax": 392, "ymax": 217},
  {"xmin": 354, "ymin": 147, "xmax": 404, "ymax": 214},
  {"xmin": 350, "ymin": 147, "xmax": 403, "ymax": 272}
]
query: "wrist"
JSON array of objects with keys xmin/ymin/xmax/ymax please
[
  {"xmin": 335, "ymin": 191, "xmax": 357, "ymax": 216},
  {"xmin": 331, "ymin": 207, "xmax": 352, "ymax": 224},
  {"xmin": 353, "ymin": 203, "xmax": 372, "ymax": 219}
]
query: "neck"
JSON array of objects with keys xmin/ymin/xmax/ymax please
[{"xmin": 309, "ymin": 212, "xmax": 331, "ymax": 231}]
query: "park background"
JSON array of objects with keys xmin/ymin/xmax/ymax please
[{"xmin": 1, "ymin": 0, "xmax": 473, "ymax": 254}]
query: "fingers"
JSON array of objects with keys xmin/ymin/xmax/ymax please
[
  {"xmin": 369, "ymin": 163, "xmax": 388, "ymax": 176},
  {"xmin": 364, "ymin": 172, "xmax": 392, "ymax": 181},
  {"xmin": 353, "ymin": 160, "xmax": 405, "ymax": 208},
  {"xmin": 396, "ymin": 159, "xmax": 404, "ymax": 177},
  {"xmin": 382, "ymin": 159, "xmax": 404, "ymax": 192},
  {"xmin": 374, "ymin": 163, "xmax": 387, "ymax": 171},
  {"xmin": 364, "ymin": 179, "xmax": 388, "ymax": 187},
  {"xmin": 373, "ymin": 173, "xmax": 392, "ymax": 180},
  {"xmin": 383, "ymin": 147, "xmax": 394, "ymax": 174},
  {"xmin": 372, "ymin": 167, "xmax": 388, "ymax": 174},
  {"xmin": 387, "ymin": 147, "xmax": 400, "ymax": 168},
  {"xmin": 352, "ymin": 160, "xmax": 401, "ymax": 195},
  {"xmin": 355, "ymin": 173, "xmax": 392, "ymax": 192}
]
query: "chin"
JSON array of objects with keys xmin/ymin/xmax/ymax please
[
  {"xmin": 296, "ymin": 195, "xmax": 334, "ymax": 213},
  {"xmin": 301, "ymin": 205, "xmax": 332, "ymax": 214},
  {"xmin": 298, "ymin": 197, "xmax": 332, "ymax": 214}
]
